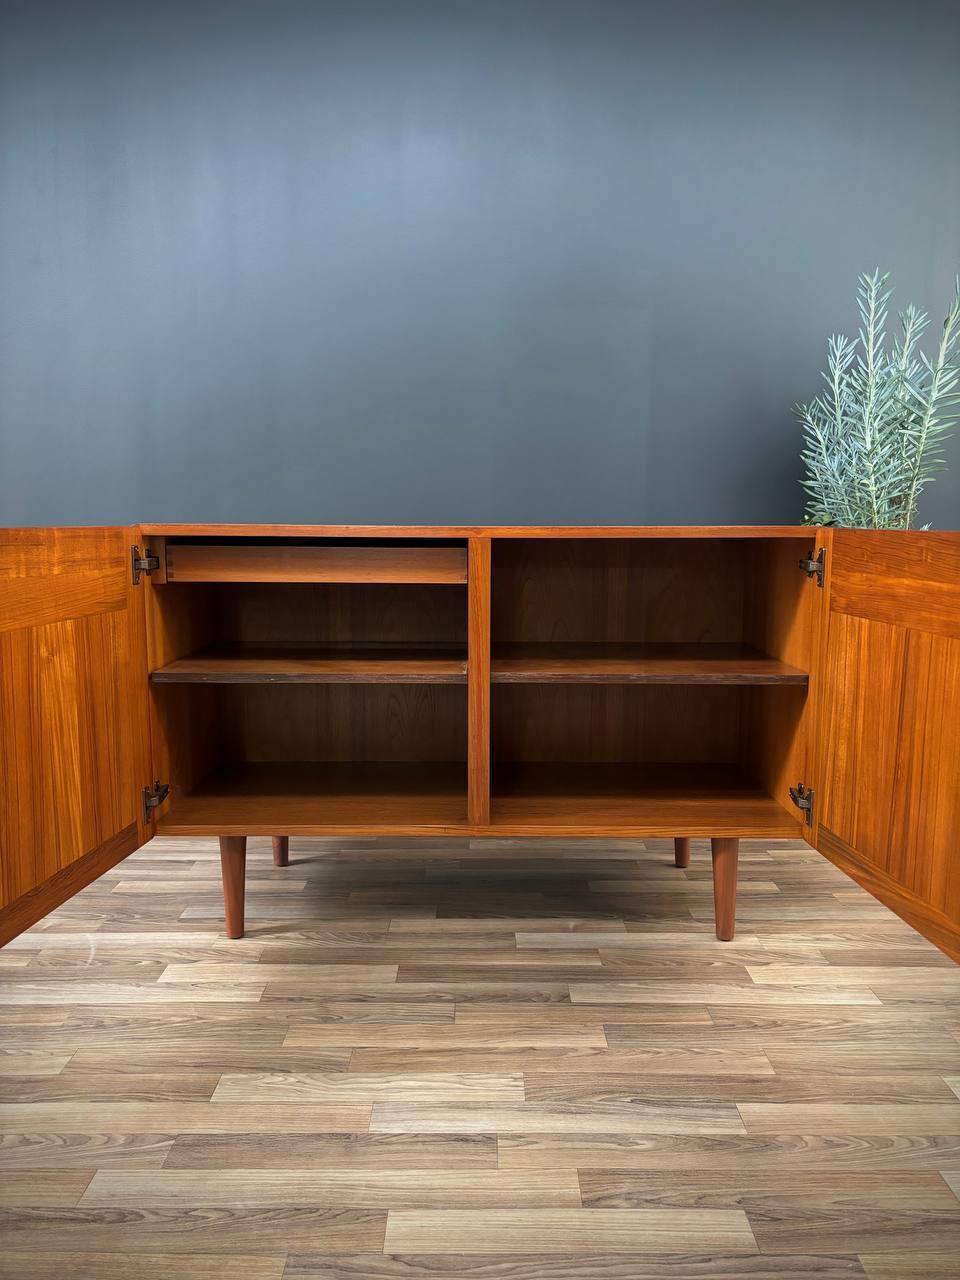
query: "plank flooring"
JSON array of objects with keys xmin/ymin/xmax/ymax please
[{"xmin": 1, "ymin": 834, "xmax": 958, "ymax": 1279}]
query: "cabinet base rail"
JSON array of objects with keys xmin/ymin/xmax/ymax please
[{"xmin": 216, "ymin": 833, "xmax": 741, "ymax": 941}]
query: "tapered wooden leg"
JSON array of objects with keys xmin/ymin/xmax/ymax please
[
  {"xmin": 219, "ymin": 836, "xmax": 247, "ymax": 939},
  {"xmin": 674, "ymin": 837, "xmax": 691, "ymax": 868},
  {"xmin": 272, "ymin": 836, "xmax": 289, "ymax": 867},
  {"xmin": 711, "ymin": 837, "xmax": 739, "ymax": 941}
]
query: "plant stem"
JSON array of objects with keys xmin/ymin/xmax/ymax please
[{"xmin": 900, "ymin": 288, "xmax": 960, "ymax": 529}]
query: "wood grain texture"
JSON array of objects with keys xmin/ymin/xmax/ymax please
[
  {"xmin": 164, "ymin": 542, "xmax": 468, "ymax": 584},
  {"xmin": 816, "ymin": 827, "xmax": 960, "ymax": 964},
  {"xmin": 0, "ymin": 825, "xmax": 139, "ymax": 948},
  {"xmin": 814, "ymin": 529, "xmax": 960, "ymax": 960},
  {"xmin": 0, "ymin": 1254, "xmax": 286, "ymax": 1280},
  {"xmin": 284, "ymin": 1025, "xmax": 608, "ymax": 1050},
  {"xmin": 0, "ymin": 1101, "xmax": 373, "ymax": 1132},
  {"xmin": 570, "ymin": 983, "xmax": 881, "ymax": 1006},
  {"xmin": 712, "ymin": 838, "xmax": 739, "ymax": 941},
  {"xmin": 281, "ymin": 1257, "xmax": 866, "ymax": 1279},
  {"xmin": 82, "ymin": 1168, "xmax": 579, "ymax": 1208},
  {"xmin": 151, "ymin": 644, "xmax": 468, "ymax": 684},
  {"xmin": 218, "ymin": 836, "xmax": 246, "ymax": 940},
  {"xmin": 368, "ymin": 1103, "xmax": 746, "ymax": 1134},
  {"xmin": 888, "ymin": 630, "xmax": 960, "ymax": 926},
  {"xmin": 499, "ymin": 1134, "xmax": 960, "ymax": 1174},
  {"xmin": 0, "ymin": 1170, "xmax": 93, "ymax": 1206},
  {"xmin": 0, "ymin": 527, "xmax": 129, "ymax": 632},
  {"xmin": 159, "ymin": 762, "xmax": 468, "ymax": 836},
  {"xmin": 4, "ymin": 520, "xmax": 960, "ymax": 1275},
  {"xmin": 861, "ymin": 1254, "xmax": 960, "ymax": 1280},
  {"xmin": 828, "ymin": 529, "xmax": 960, "ymax": 639},
  {"xmin": 163, "ymin": 1133, "xmax": 498, "ymax": 1171},
  {"xmin": 492, "ymin": 642, "xmax": 808, "ymax": 684},
  {"xmin": 4, "ymin": 831, "xmax": 960, "ymax": 1276},
  {"xmin": 467, "ymin": 537, "xmax": 491, "ymax": 825},
  {"xmin": 814, "ymin": 612, "xmax": 906, "ymax": 879},
  {"xmin": 738, "ymin": 1104, "xmax": 960, "ymax": 1134},
  {"xmin": 382, "ymin": 1207, "xmax": 757, "ymax": 1254},
  {"xmin": 203, "ymin": 581, "xmax": 466, "ymax": 649},
  {"xmin": 490, "ymin": 764, "xmax": 801, "ymax": 838},
  {"xmin": 142, "ymin": 524, "xmax": 813, "ymax": 538},
  {"xmin": 215, "ymin": 684, "xmax": 467, "ymax": 764},
  {"xmin": 490, "ymin": 537, "xmax": 751, "ymax": 645},
  {"xmin": 741, "ymin": 535, "xmax": 822, "ymax": 828},
  {"xmin": 33, "ymin": 523, "xmax": 946, "ymax": 962},
  {"xmin": 0, "ymin": 527, "xmax": 151, "ymax": 936},
  {"xmin": 0, "ymin": 1206, "xmax": 387, "ymax": 1254},
  {"xmin": 210, "ymin": 1072, "xmax": 525, "ymax": 1103}
]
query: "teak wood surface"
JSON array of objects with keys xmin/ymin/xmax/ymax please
[
  {"xmin": 143, "ymin": 523, "xmax": 815, "ymax": 538},
  {"xmin": 0, "ymin": 528, "xmax": 152, "ymax": 942},
  {"xmin": 812, "ymin": 529, "xmax": 960, "ymax": 961},
  {"xmin": 1, "ymin": 830, "xmax": 959, "ymax": 1277},
  {"xmin": 1, "ymin": 524, "xmax": 959, "ymax": 960},
  {"xmin": 490, "ymin": 642, "xmax": 809, "ymax": 684},
  {"xmin": 164, "ymin": 543, "xmax": 468, "ymax": 584},
  {"xmin": 150, "ymin": 645, "xmax": 469, "ymax": 684}
]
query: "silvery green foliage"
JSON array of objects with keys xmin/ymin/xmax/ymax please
[{"xmin": 795, "ymin": 270, "xmax": 960, "ymax": 529}]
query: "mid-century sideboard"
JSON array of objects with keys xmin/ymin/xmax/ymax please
[{"xmin": 1, "ymin": 525, "xmax": 958, "ymax": 957}]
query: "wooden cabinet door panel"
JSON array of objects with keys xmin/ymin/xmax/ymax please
[
  {"xmin": 814, "ymin": 608, "xmax": 907, "ymax": 874},
  {"xmin": 0, "ymin": 528, "xmax": 151, "ymax": 936},
  {"xmin": 813, "ymin": 530, "xmax": 960, "ymax": 956},
  {"xmin": 888, "ymin": 630, "xmax": 960, "ymax": 919}
]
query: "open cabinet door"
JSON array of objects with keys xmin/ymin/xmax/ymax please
[
  {"xmin": 0, "ymin": 527, "xmax": 153, "ymax": 943},
  {"xmin": 811, "ymin": 529, "xmax": 960, "ymax": 959}
]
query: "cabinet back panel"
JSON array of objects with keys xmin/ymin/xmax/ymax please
[
  {"xmin": 492, "ymin": 684, "xmax": 742, "ymax": 764},
  {"xmin": 213, "ymin": 583, "xmax": 466, "ymax": 647},
  {"xmin": 218, "ymin": 685, "xmax": 467, "ymax": 762},
  {"xmin": 492, "ymin": 539, "xmax": 746, "ymax": 643}
]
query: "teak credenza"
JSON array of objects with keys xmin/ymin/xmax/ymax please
[{"xmin": 2, "ymin": 525, "xmax": 959, "ymax": 956}]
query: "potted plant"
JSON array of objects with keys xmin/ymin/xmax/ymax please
[{"xmin": 795, "ymin": 270, "xmax": 960, "ymax": 528}]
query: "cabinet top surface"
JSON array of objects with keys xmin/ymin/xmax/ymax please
[{"xmin": 137, "ymin": 523, "xmax": 812, "ymax": 538}]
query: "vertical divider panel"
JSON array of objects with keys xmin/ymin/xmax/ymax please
[{"xmin": 467, "ymin": 537, "xmax": 491, "ymax": 825}]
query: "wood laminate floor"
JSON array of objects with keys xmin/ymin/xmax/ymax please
[{"xmin": 1, "ymin": 835, "xmax": 959, "ymax": 1279}]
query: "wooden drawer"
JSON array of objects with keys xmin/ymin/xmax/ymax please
[{"xmin": 163, "ymin": 543, "xmax": 468, "ymax": 584}]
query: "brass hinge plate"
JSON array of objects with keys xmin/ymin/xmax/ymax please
[
  {"xmin": 142, "ymin": 780, "xmax": 170, "ymax": 823},
  {"xmin": 799, "ymin": 547, "xmax": 825, "ymax": 588}
]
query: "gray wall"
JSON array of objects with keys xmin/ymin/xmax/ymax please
[{"xmin": 1, "ymin": 0, "xmax": 959, "ymax": 527}]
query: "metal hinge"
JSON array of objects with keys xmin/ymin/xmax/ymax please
[
  {"xmin": 789, "ymin": 782, "xmax": 815, "ymax": 825},
  {"xmin": 131, "ymin": 545, "xmax": 160, "ymax": 584},
  {"xmin": 142, "ymin": 780, "xmax": 170, "ymax": 823},
  {"xmin": 799, "ymin": 546, "xmax": 825, "ymax": 588}
]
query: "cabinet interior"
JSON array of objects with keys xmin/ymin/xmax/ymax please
[{"xmin": 146, "ymin": 535, "xmax": 815, "ymax": 835}]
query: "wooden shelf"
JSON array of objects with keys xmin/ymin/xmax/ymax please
[
  {"xmin": 151, "ymin": 644, "xmax": 468, "ymax": 684},
  {"xmin": 491, "ymin": 643, "xmax": 808, "ymax": 685},
  {"xmin": 164, "ymin": 543, "xmax": 467, "ymax": 584},
  {"xmin": 490, "ymin": 763, "xmax": 801, "ymax": 837},
  {"xmin": 157, "ymin": 762, "xmax": 467, "ymax": 835},
  {"xmin": 158, "ymin": 761, "xmax": 799, "ymax": 838}
]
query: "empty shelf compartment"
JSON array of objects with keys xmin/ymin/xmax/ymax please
[{"xmin": 164, "ymin": 542, "xmax": 468, "ymax": 584}]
